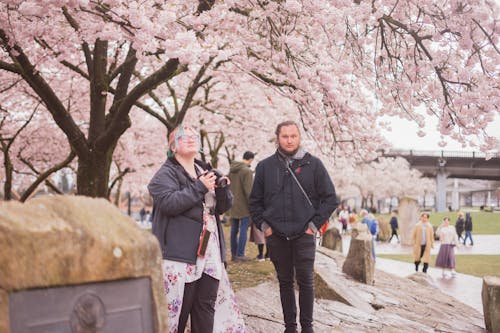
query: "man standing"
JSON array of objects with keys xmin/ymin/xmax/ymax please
[
  {"xmin": 250, "ymin": 121, "xmax": 338, "ymax": 333},
  {"xmin": 388, "ymin": 210, "xmax": 400, "ymax": 243},
  {"xmin": 411, "ymin": 213, "xmax": 434, "ymax": 273},
  {"xmin": 463, "ymin": 211, "xmax": 474, "ymax": 246},
  {"xmin": 227, "ymin": 151, "xmax": 255, "ymax": 261}
]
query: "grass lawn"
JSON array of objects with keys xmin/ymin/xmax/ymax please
[
  {"xmin": 377, "ymin": 211, "xmax": 500, "ymax": 234},
  {"xmin": 222, "ymin": 223, "xmax": 276, "ymax": 291},
  {"xmin": 378, "ymin": 254, "xmax": 500, "ymax": 278},
  {"xmin": 221, "ymin": 213, "xmax": 500, "ymax": 290}
]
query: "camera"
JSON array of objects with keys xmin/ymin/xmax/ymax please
[{"xmin": 211, "ymin": 169, "xmax": 228, "ymax": 188}]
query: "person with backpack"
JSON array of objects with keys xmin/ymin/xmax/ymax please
[
  {"xmin": 360, "ymin": 210, "xmax": 377, "ymax": 260},
  {"xmin": 369, "ymin": 213, "xmax": 378, "ymax": 259}
]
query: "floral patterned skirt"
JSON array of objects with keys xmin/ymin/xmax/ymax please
[{"xmin": 162, "ymin": 259, "xmax": 246, "ymax": 333}]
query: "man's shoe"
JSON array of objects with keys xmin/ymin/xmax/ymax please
[{"xmin": 255, "ymin": 255, "xmax": 265, "ymax": 262}]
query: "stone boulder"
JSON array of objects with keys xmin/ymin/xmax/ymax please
[
  {"xmin": 321, "ymin": 227, "xmax": 342, "ymax": 252},
  {"xmin": 482, "ymin": 276, "xmax": 500, "ymax": 333},
  {"xmin": 350, "ymin": 222, "xmax": 368, "ymax": 239},
  {"xmin": 407, "ymin": 272, "xmax": 439, "ymax": 289},
  {"xmin": 0, "ymin": 195, "xmax": 166, "ymax": 333},
  {"xmin": 342, "ymin": 232, "xmax": 374, "ymax": 285},
  {"xmin": 237, "ymin": 250, "xmax": 485, "ymax": 332},
  {"xmin": 398, "ymin": 198, "xmax": 420, "ymax": 245}
]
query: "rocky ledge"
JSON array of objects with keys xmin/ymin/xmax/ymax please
[{"xmin": 236, "ymin": 247, "xmax": 485, "ymax": 333}]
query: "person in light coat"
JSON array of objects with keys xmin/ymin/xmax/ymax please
[
  {"xmin": 435, "ymin": 217, "xmax": 459, "ymax": 277},
  {"xmin": 411, "ymin": 213, "xmax": 434, "ymax": 273}
]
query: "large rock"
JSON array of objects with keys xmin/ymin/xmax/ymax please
[
  {"xmin": 482, "ymin": 276, "xmax": 500, "ymax": 333},
  {"xmin": 398, "ymin": 197, "xmax": 420, "ymax": 245},
  {"xmin": 316, "ymin": 248, "xmax": 374, "ymax": 314},
  {"xmin": 350, "ymin": 221, "xmax": 368, "ymax": 239},
  {"xmin": 0, "ymin": 195, "xmax": 166, "ymax": 333},
  {"xmin": 237, "ymin": 250, "xmax": 485, "ymax": 332},
  {"xmin": 407, "ymin": 272, "xmax": 439, "ymax": 289},
  {"xmin": 321, "ymin": 227, "xmax": 342, "ymax": 252},
  {"xmin": 342, "ymin": 232, "xmax": 374, "ymax": 285}
]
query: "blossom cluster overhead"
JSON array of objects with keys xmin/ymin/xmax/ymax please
[{"xmin": 1, "ymin": 0, "xmax": 499, "ymax": 195}]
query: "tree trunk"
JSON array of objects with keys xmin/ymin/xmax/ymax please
[
  {"xmin": 2, "ymin": 151, "xmax": 13, "ymax": 200},
  {"xmin": 76, "ymin": 148, "xmax": 113, "ymax": 197},
  {"xmin": 114, "ymin": 177, "xmax": 123, "ymax": 206}
]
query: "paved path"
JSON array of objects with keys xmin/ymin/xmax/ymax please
[
  {"xmin": 340, "ymin": 235, "xmax": 500, "ymax": 314},
  {"xmin": 375, "ymin": 235, "xmax": 500, "ymax": 255}
]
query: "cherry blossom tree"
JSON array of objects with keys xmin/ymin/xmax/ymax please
[
  {"xmin": 0, "ymin": 76, "xmax": 75, "ymax": 200},
  {"xmin": 332, "ymin": 157, "xmax": 436, "ymax": 210},
  {"xmin": 1, "ymin": 0, "xmax": 498, "ymax": 199}
]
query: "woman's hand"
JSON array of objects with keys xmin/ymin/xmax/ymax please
[{"xmin": 199, "ymin": 172, "xmax": 216, "ymax": 191}]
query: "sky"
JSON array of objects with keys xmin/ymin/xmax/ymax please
[{"xmin": 382, "ymin": 115, "xmax": 500, "ymax": 152}]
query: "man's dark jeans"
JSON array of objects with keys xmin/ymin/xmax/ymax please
[
  {"xmin": 230, "ymin": 217, "xmax": 250, "ymax": 257},
  {"xmin": 266, "ymin": 232, "xmax": 316, "ymax": 333}
]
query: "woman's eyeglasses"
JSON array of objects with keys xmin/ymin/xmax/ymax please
[{"xmin": 178, "ymin": 134, "xmax": 199, "ymax": 142}]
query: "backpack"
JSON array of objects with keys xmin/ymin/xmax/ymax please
[{"xmin": 370, "ymin": 219, "xmax": 378, "ymax": 235}]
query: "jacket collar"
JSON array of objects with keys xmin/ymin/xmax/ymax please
[
  {"xmin": 167, "ymin": 157, "xmax": 212, "ymax": 180},
  {"xmin": 276, "ymin": 148, "xmax": 309, "ymax": 166}
]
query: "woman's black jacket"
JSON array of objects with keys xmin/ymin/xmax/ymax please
[{"xmin": 148, "ymin": 157, "xmax": 233, "ymax": 264}]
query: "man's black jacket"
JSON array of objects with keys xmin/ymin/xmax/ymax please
[{"xmin": 249, "ymin": 151, "xmax": 338, "ymax": 238}]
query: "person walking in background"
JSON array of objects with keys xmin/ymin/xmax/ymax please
[
  {"xmin": 360, "ymin": 209, "xmax": 371, "ymax": 227},
  {"xmin": 463, "ymin": 212, "xmax": 474, "ymax": 246},
  {"xmin": 365, "ymin": 212, "xmax": 378, "ymax": 260},
  {"xmin": 227, "ymin": 151, "xmax": 255, "ymax": 262},
  {"xmin": 250, "ymin": 120, "xmax": 338, "ymax": 333},
  {"xmin": 455, "ymin": 212, "xmax": 465, "ymax": 242},
  {"xmin": 250, "ymin": 220, "xmax": 269, "ymax": 261},
  {"xmin": 410, "ymin": 213, "xmax": 434, "ymax": 273},
  {"xmin": 148, "ymin": 125, "xmax": 245, "ymax": 332},
  {"xmin": 338, "ymin": 205, "xmax": 349, "ymax": 234},
  {"xmin": 360, "ymin": 209, "xmax": 377, "ymax": 259},
  {"xmin": 139, "ymin": 206, "xmax": 146, "ymax": 222},
  {"xmin": 388, "ymin": 210, "xmax": 400, "ymax": 243},
  {"xmin": 435, "ymin": 217, "xmax": 459, "ymax": 278},
  {"xmin": 348, "ymin": 208, "xmax": 358, "ymax": 226}
]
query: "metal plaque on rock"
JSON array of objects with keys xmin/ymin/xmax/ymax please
[{"xmin": 9, "ymin": 277, "xmax": 154, "ymax": 333}]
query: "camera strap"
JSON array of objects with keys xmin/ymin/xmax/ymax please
[{"xmin": 285, "ymin": 163, "xmax": 313, "ymax": 207}]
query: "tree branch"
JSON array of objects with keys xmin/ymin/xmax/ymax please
[
  {"xmin": 0, "ymin": 29, "xmax": 90, "ymax": 159},
  {"xmin": 19, "ymin": 150, "xmax": 76, "ymax": 202},
  {"xmin": 0, "ymin": 60, "xmax": 21, "ymax": 74},
  {"xmin": 96, "ymin": 58, "xmax": 185, "ymax": 150},
  {"xmin": 250, "ymin": 70, "xmax": 297, "ymax": 89}
]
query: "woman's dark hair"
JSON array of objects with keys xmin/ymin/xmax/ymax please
[{"xmin": 465, "ymin": 212, "xmax": 472, "ymax": 222}]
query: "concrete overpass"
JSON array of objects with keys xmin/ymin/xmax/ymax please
[{"xmin": 381, "ymin": 149, "xmax": 500, "ymax": 212}]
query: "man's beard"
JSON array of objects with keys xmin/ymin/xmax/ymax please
[{"xmin": 278, "ymin": 146, "xmax": 299, "ymax": 157}]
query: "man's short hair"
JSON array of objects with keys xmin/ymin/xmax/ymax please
[
  {"xmin": 275, "ymin": 120, "xmax": 299, "ymax": 137},
  {"xmin": 243, "ymin": 151, "xmax": 255, "ymax": 160}
]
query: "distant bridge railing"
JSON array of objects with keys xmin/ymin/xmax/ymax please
[{"xmin": 381, "ymin": 149, "xmax": 500, "ymax": 159}]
